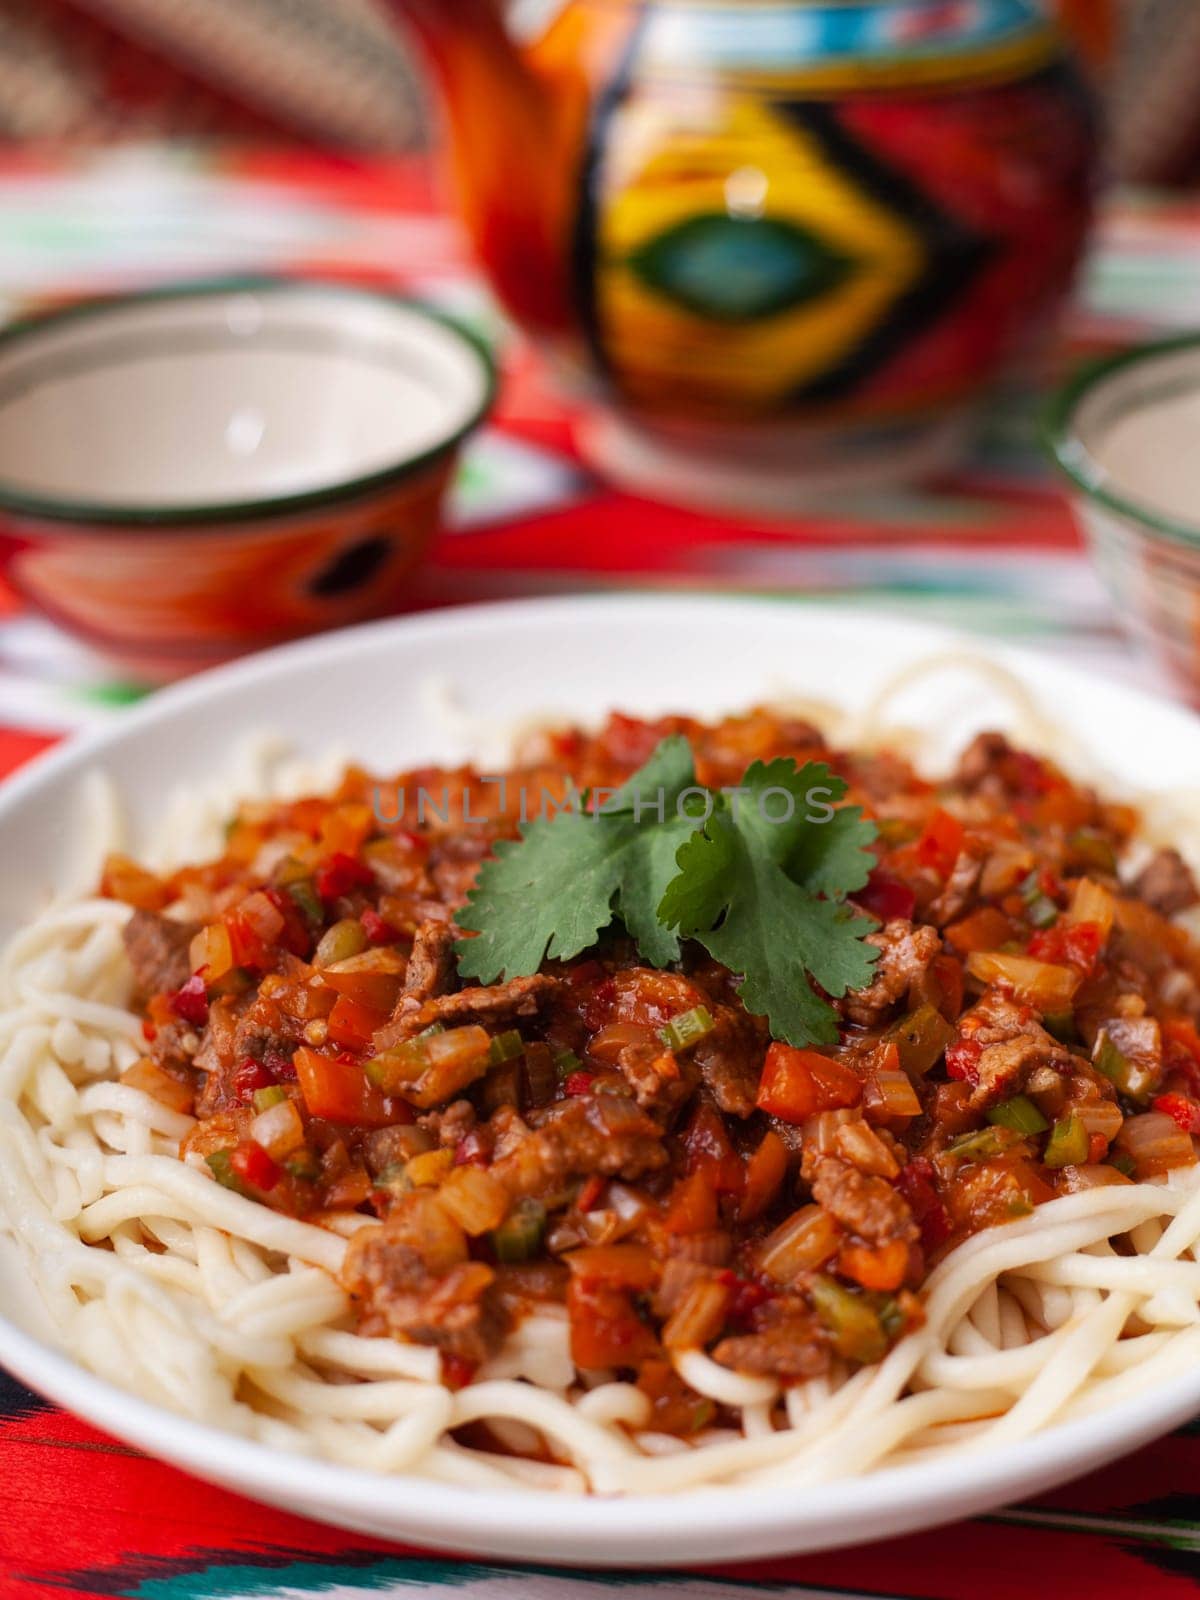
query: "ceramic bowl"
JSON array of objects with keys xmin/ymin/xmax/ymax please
[
  {"xmin": 0, "ymin": 278, "xmax": 495, "ymax": 680},
  {"xmin": 1047, "ymin": 333, "xmax": 1200, "ymax": 705}
]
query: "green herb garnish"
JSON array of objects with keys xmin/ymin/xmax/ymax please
[{"xmin": 457, "ymin": 738, "xmax": 880, "ymax": 1048}]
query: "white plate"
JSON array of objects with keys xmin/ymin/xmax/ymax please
[{"xmin": 2, "ymin": 595, "xmax": 1200, "ymax": 1567}]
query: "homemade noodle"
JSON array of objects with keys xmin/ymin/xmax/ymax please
[{"xmin": 3, "ymin": 666, "xmax": 1200, "ymax": 1495}]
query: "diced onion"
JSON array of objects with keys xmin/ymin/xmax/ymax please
[
  {"xmin": 966, "ymin": 951, "xmax": 1080, "ymax": 1010},
  {"xmin": 438, "ymin": 1166, "xmax": 509, "ymax": 1235},
  {"xmin": 1065, "ymin": 877, "xmax": 1115, "ymax": 941},
  {"xmin": 662, "ymin": 1277, "xmax": 730, "ymax": 1351},
  {"xmin": 758, "ymin": 1204, "xmax": 840, "ymax": 1283},
  {"xmin": 250, "ymin": 1097, "xmax": 305, "ymax": 1157},
  {"xmin": 864, "ymin": 1069, "xmax": 922, "ymax": 1121},
  {"xmin": 119, "ymin": 1058, "xmax": 193, "ymax": 1114},
  {"xmin": 1075, "ymin": 1100, "xmax": 1124, "ymax": 1143},
  {"xmin": 1057, "ymin": 1163, "xmax": 1133, "ymax": 1192},
  {"xmin": 1116, "ymin": 1111, "xmax": 1197, "ymax": 1178}
]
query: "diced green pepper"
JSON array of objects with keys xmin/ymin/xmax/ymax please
[
  {"xmin": 1068, "ymin": 829, "xmax": 1118, "ymax": 876},
  {"xmin": 554, "ymin": 1048, "xmax": 583, "ymax": 1079},
  {"xmin": 206, "ymin": 1149, "xmax": 247, "ymax": 1194},
  {"xmin": 1044, "ymin": 1111, "xmax": 1088, "ymax": 1169},
  {"xmin": 284, "ymin": 1149, "xmax": 321, "ymax": 1182},
  {"xmin": 252, "ymin": 1084, "xmax": 289, "ymax": 1113},
  {"xmin": 315, "ymin": 917, "xmax": 368, "ymax": 968},
  {"xmin": 374, "ymin": 1161, "xmax": 413, "ymax": 1197},
  {"xmin": 488, "ymin": 1029, "xmax": 525, "ymax": 1066},
  {"xmin": 274, "ymin": 857, "xmax": 323, "ymax": 926},
  {"xmin": 885, "ymin": 1004, "xmax": 955, "ymax": 1077},
  {"xmin": 1026, "ymin": 895, "xmax": 1059, "ymax": 930},
  {"xmin": 1094, "ymin": 1030, "xmax": 1156, "ymax": 1105},
  {"xmin": 491, "ymin": 1197, "xmax": 547, "ymax": 1263},
  {"xmin": 1110, "ymin": 1150, "xmax": 1136, "ymax": 1178},
  {"xmin": 1042, "ymin": 1010, "xmax": 1078, "ymax": 1043},
  {"xmin": 988, "ymin": 1095, "xmax": 1049, "ymax": 1136},
  {"xmin": 947, "ymin": 1126, "xmax": 1019, "ymax": 1162},
  {"xmin": 659, "ymin": 1006, "xmax": 715, "ymax": 1053},
  {"xmin": 809, "ymin": 1275, "xmax": 888, "ymax": 1364}
]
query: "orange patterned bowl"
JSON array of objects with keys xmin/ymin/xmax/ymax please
[{"xmin": 0, "ymin": 278, "xmax": 495, "ymax": 680}]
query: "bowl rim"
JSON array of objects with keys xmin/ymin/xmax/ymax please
[
  {"xmin": 0, "ymin": 274, "xmax": 498, "ymax": 532},
  {"xmin": 1044, "ymin": 329, "xmax": 1200, "ymax": 550}
]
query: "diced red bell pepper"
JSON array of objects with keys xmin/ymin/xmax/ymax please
[
  {"xmin": 264, "ymin": 886, "xmax": 313, "ymax": 957},
  {"xmin": 756, "ymin": 1042, "xmax": 861, "ymax": 1123},
  {"xmin": 441, "ymin": 1354, "xmax": 477, "ymax": 1390},
  {"xmin": 718, "ymin": 1270, "xmax": 774, "ymax": 1330},
  {"xmin": 682, "ymin": 1102, "xmax": 744, "ymax": 1193},
  {"xmin": 897, "ymin": 1157, "xmax": 952, "ymax": 1252},
  {"xmin": 577, "ymin": 1175, "xmax": 606, "ymax": 1213},
  {"xmin": 453, "ymin": 1129, "xmax": 491, "ymax": 1168},
  {"xmin": 1153, "ymin": 1093, "xmax": 1200, "ymax": 1135},
  {"xmin": 663, "ymin": 1172, "xmax": 719, "ymax": 1235},
  {"xmin": 853, "ymin": 868, "xmax": 916, "ymax": 923},
  {"xmin": 293, "ymin": 1045, "xmax": 410, "ymax": 1127},
  {"xmin": 316, "ymin": 852, "xmax": 375, "ymax": 902},
  {"xmin": 564, "ymin": 1071, "xmax": 596, "ymax": 1098},
  {"xmin": 1027, "ymin": 920, "xmax": 1103, "ymax": 975},
  {"xmin": 567, "ymin": 1277, "xmax": 657, "ymax": 1369},
  {"xmin": 326, "ymin": 993, "xmax": 386, "ymax": 1052},
  {"xmin": 916, "ymin": 809, "xmax": 965, "ymax": 880},
  {"xmin": 945, "ymin": 1035, "xmax": 983, "ymax": 1085},
  {"xmin": 233, "ymin": 1058, "xmax": 275, "ymax": 1103},
  {"xmin": 230, "ymin": 1140, "xmax": 282, "ymax": 1192},
  {"xmin": 359, "ymin": 907, "xmax": 397, "ymax": 945},
  {"xmin": 168, "ymin": 974, "xmax": 209, "ymax": 1026}
]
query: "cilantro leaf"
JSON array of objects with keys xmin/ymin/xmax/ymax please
[
  {"xmin": 456, "ymin": 736, "xmax": 699, "ymax": 981},
  {"xmin": 658, "ymin": 758, "xmax": 879, "ymax": 1046}
]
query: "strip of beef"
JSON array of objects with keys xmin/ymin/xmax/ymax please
[
  {"xmin": 956, "ymin": 731, "xmax": 1014, "ymax": 799},
  {"xmin": 390, "ymin": 972, "xmax": 560, "ymax": 1039},
  {"xmin": 613, "ymin": 1038, "xmax": 695, "ymax": 1114},
  {"xmin": 341, "ymin": 1228, "xmax": 508, "ymax": 1365},
  {"xmin": 809, "ymin": 1155, "xmax": 918, "ymax": 1246},
  {"xmin": 927, "ymin": 849, "xmax": 982, "ymax": 928},
  {"xmin": 402, "ymin": 920, "xmax": 458, "ymax": 1004},
  {"xmin": 692, "ymin": 1007, "xmax": 764, "ymax": 1117},
  {"xmin": 713, "ymin": 1297, "xmax": 831, "ymax": 1380},
  {"xmin": 841, "ymin": 919, "xmax": 941, "ymax": 1027},
  {"xmin": 1131, "ymin": 849, "xmax": 1200, "ymax": 918},
  {"xmin": 122, "ymin": 909, "xmax": 198, "ymax": 998},
  {"xmin": 491, "ymin": 1092, "xmax": 668, "ymax": 1199},
  {"xmin": 193, "ymin": 991, "xmax": 302, "ymax": 1117},
  {"xmin": 953, "ymin": 989, "xmax": 1074, "ymax": 1113}
]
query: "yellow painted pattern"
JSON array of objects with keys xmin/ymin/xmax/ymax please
[{"xmin": 597, "ymin": 97, "xmax": 925, "ymax": 416}]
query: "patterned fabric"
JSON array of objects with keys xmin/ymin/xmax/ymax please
[
  {"xmin": 0, "ymin": 0, "xmax": 423, "ymax": 147},
  {"xmin": 0, "ymin": 145, "xmax": 1199, "ymax": 1597}
]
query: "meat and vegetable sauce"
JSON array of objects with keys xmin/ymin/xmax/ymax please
[{"xmin": 103, "ymin": 710, "xmax": 1200, "ymax": 1433}]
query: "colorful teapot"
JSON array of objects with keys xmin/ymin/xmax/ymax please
[{"xmin": 391, "ymin": 0, "xmax": 1098, "ymax": 509}]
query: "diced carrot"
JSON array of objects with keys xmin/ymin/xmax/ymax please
[
  {"xmin": 663, "ymin": 1172, "xmax": 719, "ymax": 1236},
  {"xmin": 567, "ymin": 1278, "xmax": 657, "ymax": 1370},
  {"xmin": 682, "ymin": 1102, "xmax": 744, "ymax": 1194},
  {"xmin": 293, "ymin": 1045, "xmax": 410, "ymax": 1127},
  {"xmin": 757, "ymin": 1043, "xmax": 861, "ymax": 1124},
  {"xmin": 326, "ymin": 993, "xmax": 387, "ymax": 1052},
  {"xmin": 838, "ymin": 1238, "xmax": 909, "ymax": 1292},
  {"xmin": 565, "ymin": 1244, "xmax": 658, "ymax": 1290},
  {"xmin": 740, "ymin": 1129, "xmax": 788, "ymax": 1222},
  {"xmin": 916, "ymin": 809, "xmax": 965, "ymax": 879},
  {"xmin": 945, "ymin": 908, "xmax": 1018, "ymax": 955}
]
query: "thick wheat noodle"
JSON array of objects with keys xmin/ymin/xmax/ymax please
[{"xmin": 4, "ymin": 681, "xmax": 1200, "ymax": 1494}]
